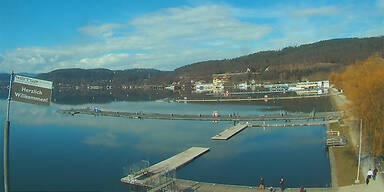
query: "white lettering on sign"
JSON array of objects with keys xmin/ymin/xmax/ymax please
[
  {"xmin": 14, "ymin": 75, "xmax": 52, "ymax": 89},
  {"xmin": 21, "ymin": 86, "xmax": 43, "ymax": 95},
  {"xmin": 14, "ymin": 92, "xmax": 49, "ymax": 103}
]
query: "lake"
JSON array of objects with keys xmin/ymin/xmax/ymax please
[{"xmin": 0, "ymin": 98, "xmax": 331, "ymax": 191}]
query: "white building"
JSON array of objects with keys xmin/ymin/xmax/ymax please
[
  {"xmin": 194, "ymin": 83, "xmax": 223, "ymax": 93},
  {"xmin": 237, "ymin": 82, "xmax": 248, "ymax": 90}
]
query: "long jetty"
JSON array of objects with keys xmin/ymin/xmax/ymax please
[
  {"xmin": 121, "ymin": 147, "xmax": 209, "ymax": 187},
  {"xmin": 58, "ymin": 108, "xmax": 340, "ymax": 122}
]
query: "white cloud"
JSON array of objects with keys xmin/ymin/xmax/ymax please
[
  {"xmin": 79, "ymin": 53, "xmax": 131, "ymax": 68},
  {"xmin": 0, "ymin": 5, "xmax": 272, "ymax": 73},
  {"xmin": 0, "ymin": 3, "xmax": 382, "ymax": 74},
  {"xmin": 83, "ymin": 133, "xmax": 122, "ymax": 147},
  {"xmin": 78, "ymin": 23, "xmax": 123, "ymax": 39},
  {"xmin": 130, "ymin": 5, "xmax": 271, "ymax": 41},
  {"xmin": 291, "ymin": 6, "xmax": 339, "ymax": 17}
]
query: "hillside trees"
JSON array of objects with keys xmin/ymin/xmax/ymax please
[{"xmin": 330, "ymin": 56, "xmax": 384, "ymax": 156}]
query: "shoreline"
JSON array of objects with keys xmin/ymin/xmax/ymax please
[
  {"xmin": 328, "ymin": 88, "xmax": 360, "ymax": 187},
  {"xmin": 175, "ymin": 93, "xmax": 336, "ymax": 103},
  {"xmin": 328, "ymin": 88, "xmax": 384, "ymax": 191}
]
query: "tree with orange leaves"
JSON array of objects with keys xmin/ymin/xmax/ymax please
[{"xmin": 330, "ymin": 56, "xmax": 384, "ymax": 156}]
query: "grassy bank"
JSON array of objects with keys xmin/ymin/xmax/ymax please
[
  {"xmin": 329, "ymin": 122, "xmax": 363, "ymax": 186},
  {"xmin": 328, "ymin": 89, "xmax": 365, "ymax": 186}
]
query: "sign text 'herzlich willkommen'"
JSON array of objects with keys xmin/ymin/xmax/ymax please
[{"xmin": 11, "ymin": 75, "xmax": 53, "ymax": 106}]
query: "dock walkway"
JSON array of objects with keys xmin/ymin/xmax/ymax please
[
  {"xmin": 58, "ymin": 108, "xmax": 340, "ymax": 122},
  {"xmin": 212, "ymin": 123, "xmax": 249, "ymax": 140},
  {"xmin": 211, "ymin": 120, "xmax": 337, "ymax": 140},
  {"xmin": 121, "ymin": 147, "xmax": 209, "ymax": 187}
]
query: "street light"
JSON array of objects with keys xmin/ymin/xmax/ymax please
[{"xmin": 355, "ymin": 119, "xmax": 362, "ymax": 183}]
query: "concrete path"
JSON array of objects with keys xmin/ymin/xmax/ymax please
[
  {"xmin": 329, "ymin": 88, "xmax": 384, "ymax": 191},
  {"xmin": 175, "ymin": 179, "xmax": 336, "ymax": 192}
]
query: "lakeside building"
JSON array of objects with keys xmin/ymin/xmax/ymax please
[
  {"xmin": 237, "ymin": 82, "xmax": 249, "ymax": 90},
  {"xmin": 88, "ymin": 85, "xmax": 103, "ymax": 90},
  {"xmin": 194, "ymin": 82, "xmax": 224, "ymax": 93},
  {"xmin": 296, "ymin": 80, "xmax": 330, "ymax": 89},
  {"xmin": 263, "ymin": 80, "xmax": 330, "ymax": 91},
  {"xmin": 212, "ymin": 74, "xmax": 231, "ymax": 86}
]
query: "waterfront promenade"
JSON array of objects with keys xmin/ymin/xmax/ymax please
[
  {"xmin": 161, "ymin": 178, "xmax": 383, "ymax": 192},
  {"xmin": 173, "ymin": 179, "xmax": 337, "ymax": 192}
]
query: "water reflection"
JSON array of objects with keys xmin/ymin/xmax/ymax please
[
  {"xmin": 84, "ymin": 132, "xmax": 123, "ymax": 147},
  {"xmin": 0, "ymin": 99, "xmax": 331, "ymax": 191},
  {"xmin": 0, "ymin": 89, "xmax": 334, "ymax": 112}
]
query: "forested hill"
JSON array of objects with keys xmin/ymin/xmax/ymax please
[
  {"xmin": 173, "ymin": 36, "xmax": 384, "ymax": 81},
  {"xmin": 5, "ymin": 36, "xmax": 383, "ymax": 85}
]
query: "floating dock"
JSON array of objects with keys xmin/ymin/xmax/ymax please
[
  {"xmin": 58, "ymin": 108, "xmax": 340, "ymax": 122},
  {"xmin": 211, "ymin": 120, "xmax": 337, "ymax": 141},
  {"xmin": 212, "ymin": 123, "xmax": 249, "ymax": 140},
  {"xmin": 121, "ymin": 147, "xmax": 210, "ymax": 187}
]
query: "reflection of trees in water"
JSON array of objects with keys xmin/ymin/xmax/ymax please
[
  {"xmin": 264, "ymin": 97, "xmax": 333, "ymax": 113},
  {"xmin": 182, "ymin": 92, "xmax": 333, "ymax": 113},
  {"xmin": 0, "ymin": 91, "xmax": 7, "ymax": 99},
  {"xmin": 51, "ymin": 89, "xmax": 176, "ymax": 105},
  {"xmin": 3, "ymin": 87, "xmax": 333, "ymax": 111}
]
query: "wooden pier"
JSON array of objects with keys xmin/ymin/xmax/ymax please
[
  {"xmin": 212, "ymin": 123, "xmax": 249, "ymax": 140},
  {"xmin": 58, "ymin": 108, "xmax": 340, "ymax": 122},
  {"xmin": 121, "ymin": 147, "xmax": 209, "ymax": 187}
]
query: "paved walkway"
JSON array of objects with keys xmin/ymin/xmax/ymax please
[
  {"xmin": 330, "ymin": 88, "xmax": 384, "ymax": 192},
  {"xmin": 174, "ymin": 179, "xmax": 336, "ymax": 192},
  {"xmin": 174, "ymin": 177, "xmax": 383, "ymax": 192}
]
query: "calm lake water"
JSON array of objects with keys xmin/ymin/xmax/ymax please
[{"xmin": 0, "ymin": 98, "xmax": 331, "ymax": 191}]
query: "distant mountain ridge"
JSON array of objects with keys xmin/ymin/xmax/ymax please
[
  {"xmin": 2, "ymin": 36, "xmax": 384, "ymax": 85},
  {"xmin": 173, "ymin": 36, "xmax": 384, "ymax": 81}
]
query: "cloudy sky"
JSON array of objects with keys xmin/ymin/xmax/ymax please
[{"xmin": 1, "ymin": 0, "xmax": 383, "ymax": 73}]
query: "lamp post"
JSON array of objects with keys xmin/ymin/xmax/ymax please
[{"xmin": 355, "ymin": 119, "xmax": 362, "ymax": 183}]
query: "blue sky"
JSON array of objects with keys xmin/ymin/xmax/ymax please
[{"xmin": 1, "ymin": 0, "xmax": 383, "ymax": 73}]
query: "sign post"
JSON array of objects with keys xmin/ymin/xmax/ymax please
[
  {"xmin": 3, "ymin": 74, "xmax": 52, "ymax": 192},
  {"xmin": 3, "ymin": 72, "xmax": 13, "ymax": 192}
]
